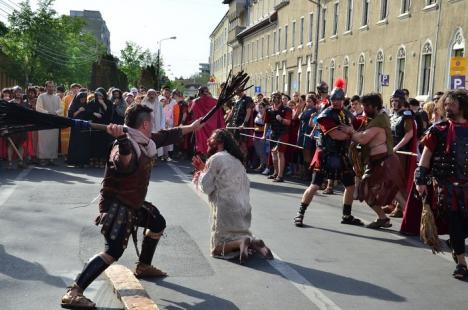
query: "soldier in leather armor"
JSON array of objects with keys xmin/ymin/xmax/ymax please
[
  {"xmin": 294, "ymin": 87, "xmax": 363, "ymax": 227},
  {"xmin": 388, "ymin": 90, "xmax": 416, "ymax": 217},
  {"xmin": 415, "ymin": 89, "xmax": 468, "ymax": 280},
  {"xmin": 61, "ymin": 104, "xmax": 202, "ymax": 309},
  {"xmin": 339, "ymin": 93, "xmax": 407, "ymax": 229}
]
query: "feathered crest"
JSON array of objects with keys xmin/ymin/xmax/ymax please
[{"xmin": 334, "ymin": 77, "xmax": 346, "ymax": 90}]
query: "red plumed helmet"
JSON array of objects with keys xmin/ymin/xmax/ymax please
[{"xmin": 334, "ymin": 78, "xmax": 346, "ymax": 90}]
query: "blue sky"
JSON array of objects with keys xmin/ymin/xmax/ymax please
[{"xmin": 4, "ymin": 0, "xmax": 227, "ymax": 78}]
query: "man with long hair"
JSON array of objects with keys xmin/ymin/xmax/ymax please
[
  {"xmin": 415, "ymin": 89, "xmax": 468, "ymax": 280},
  {"xmin": 193, "ymin": 129, "xmax": 273, "ymax": 264}
]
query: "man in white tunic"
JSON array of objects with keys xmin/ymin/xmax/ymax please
[
  {"xmin": 35, "ymin": 81, "xmax": 62, "ymax": 165},
  {"xmin": 141, "ymin": 89, "xmax": 165, "ymax": 157},
  {"xmin": 193, "ymin": 129, "xmax": 273, "ymax": 263}
]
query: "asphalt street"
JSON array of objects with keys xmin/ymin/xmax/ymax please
[{"xmin": 0, "ymin": 160, "xmax": 466, "ymax": 310}]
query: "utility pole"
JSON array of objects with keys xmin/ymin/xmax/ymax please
[{"xmin": 156, "ymin": 36, "xmax": 176, "ymax": 90}]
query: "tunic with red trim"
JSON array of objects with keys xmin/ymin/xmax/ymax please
[
  {"xmin": 310, "ymin": 107, "xmax": 354, "ymax": 172},
  {"xmin": 421, "ymin": 120, "xmax": 468, "ymax": 212}
]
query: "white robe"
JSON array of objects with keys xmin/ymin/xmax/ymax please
[
  {"xmin": 35, "ymin": 93, "xmax": 62, "ymax": 159},
  {"xmin": 141, "ymin": 98, "xmax": 165, "ymax": 156},
  {"xmin": 199, "ymin": 151, "xmax": 252, "ymax": 252}
]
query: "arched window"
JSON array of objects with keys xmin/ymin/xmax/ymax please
[
  {"xmin": 396, "ymin": 46, "xmax": 406, "ymax": 90},
  {"xmin": 343, "ymin": 56, "xmax": 350, "ymax": 91},
  {"xmin": 420, "ymin": 41, "xmax": 433, "ymax": 95},
  {"xmin": 329, "ymin": 59, "xmax": 336, "ymax": 87},
  {"xmin": 375, "ymin": 50, "xmax": 384, "ymax": 93},
  {"xmin": 357, "ymin": 53, "xmax": 365, "ymax": 95},
  {"xmin": 447, "ymin": 29, "xmax": 465, "ymax": 88},
  {"xmin": 318, "ymin": 61, "xmax": 323, "ymax": 84}
]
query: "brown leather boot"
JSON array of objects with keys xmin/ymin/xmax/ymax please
[
  {"xmin": 134, "ymin": 262, "xmax": 167, "ymax": 278},
  {"xmin": 61, "ymin": 284, "xmax": 96, "ymax": 309}
]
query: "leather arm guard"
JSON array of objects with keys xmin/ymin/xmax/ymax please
[
  {"xmin": 414, "ymin": 166, "xmax": 430, "ymax": 185},
  {"xmin": 117, "ymin": 135, "xmax": 132, "ymax": 156}
]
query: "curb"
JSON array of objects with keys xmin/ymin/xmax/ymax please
[{"xmin": 105, "ymin": 264, "xmax": 159, "ymax": 310}]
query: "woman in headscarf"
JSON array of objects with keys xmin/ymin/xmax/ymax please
[
  {"xmin": 67, "ymin": 92, "xmax": 92, "ymax": 167},
  {"xmin": 110, "ymin": 88, "xmax": 127, "ymax": 125},
  {"xmin": 88, "ymin": 88, "xmax": 113, "ymax": 168}
]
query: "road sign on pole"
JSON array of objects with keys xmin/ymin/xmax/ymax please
[
  {"xmin": 255, "ymin": 86, "xmax": 262, "ymax": 93},
  {"xmin": 450, "ymin": 57, "xmax": 466, "ymax": 76},
  {"xmin": 380, "ymin": 74, "xmax": 390, "ymax": 86}
]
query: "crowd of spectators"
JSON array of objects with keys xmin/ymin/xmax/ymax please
[{"xmin": 0, "ymin": 80, "xmax": 442, "ymax": 185}]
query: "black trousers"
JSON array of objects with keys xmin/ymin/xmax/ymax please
[
  {"xmin": 448, "ymin": 210, "xmax": 468, "ymax": 255},
  {"xmin": 104, "ymin": 206, "xmax": 166, "ymax": 260}
]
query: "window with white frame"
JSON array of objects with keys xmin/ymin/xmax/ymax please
[
  {"xmin": 297, "ymin": 58, "xmax": 302, "ymax": 92},
  {"xmin": 284, "ymin": 25, "xmax": 288, "ymax": 50},
  {"xmin": 426, "ymin": 0, "xmax": 437, "ymax": 5},
  {"xmin": 292, "ymin": 21, "xmax": 296, "ymax": 48},
  {"xmin": 307, "ymin": 70, "xmax": 311, "ymax": 92},
  {"xmin": 343, "ymin": 57, "xmax": 349, "ymax": 90},
  {"xmin": 396, "ymin": 47, "xmax": 406, "ymax": 89},
  {"xmin": 261, "ymin": 37, "xmax": 264, "ymax": 58},
  {"xmin": 329, "ymin": 59, "xmax": 336, "ymax": 86},
  {"xmin": 362, "ymin": 0, "xmax": 369, "ymax": 26},
  {"xmin": 357, "ymin": 54, "xmax": 365, "ymax": 95},
  {"xmin": 267, "ymin": 34, "xmax": 270, "ymax": 57},
  {"xmin": 256, "ymin": 39, "xmax": 259, "ymax": 60},
  {"xmin": 448, "ymin": 29, "xmax": 465, "ymax": 88},
  {"xmin": 321, "ymin": 8, "xmax": 326, "ymax": 39},
  {"xmin": 309, "ymin": 13, "xmax": 314, "ymax": 43},
  {"xmin": 401, "ymin": 0, "xmax": 410, "ymax": 14},
  {"xmin": 300, "ymin": 17, "xmax": 304, "ymax": 45},
  {"xmin": 278, "ymin": 28, "xmax": 281, "ymax": 52},
  {"xmin": 332, "ymin": 2, "xmax": 339, "ymax": 36},
  {"xmin": 375, "ymin": 50, "xmax": 384, "ymax": 93},
  {"xmin": 273, "ymin": 31, "xmax": 277, "ymax": 54},
  {"xmin": 380, "ymin": 0, "xmax": 388, "ymax": 21},
  {"xmin": 346, "ymin": 0, "xmax": 353, "ymax": 31},
  {"xmin": 420, "ymin": 41, "xmax": 433, "ymax": 95}
]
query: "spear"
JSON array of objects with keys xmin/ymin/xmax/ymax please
[{"xmin": 240, "ymin": 133, "xmax": 304, "ymax": 150}]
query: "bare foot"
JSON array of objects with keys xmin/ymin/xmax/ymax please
[
  {"xmin": 239, "ymin": 237, "xmax": 252, "ymax": 264},
  {"xmin": 251, "ymin": 239, "xmax": 274, "ymax": 260}
]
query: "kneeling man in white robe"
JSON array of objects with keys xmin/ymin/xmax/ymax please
[{"xmin": 193, "ymin": 129, "xmax": 273, "ymax": 264}]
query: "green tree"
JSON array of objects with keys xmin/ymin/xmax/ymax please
[
  {"xmin": 0, "ymin": 0, "xmax": 105, "ymax": 86},
  {"xmin": 119, "ymin": 41, "xmax": 154, "ymax": 88}
]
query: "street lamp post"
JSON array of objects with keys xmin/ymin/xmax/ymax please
[{"xmin": 156, "ymin": 36, "xmax": 177, "ymax": 90}]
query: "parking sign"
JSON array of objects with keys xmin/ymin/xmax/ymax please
[
  {"xmin": 451, "ymin": 75, "xmax": 466, "ymax": 89},
  {"xmin": 380, "ymin": 74, "xmax": 390, "ymax": 86}
]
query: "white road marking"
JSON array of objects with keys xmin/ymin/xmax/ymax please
[
  {"xmin": 0, "ymin": 168, "xmax": 32, "ymax": 208},
  {"xmin": 167, "ymin": 163, "xmax": 342, "ymax": 310}
]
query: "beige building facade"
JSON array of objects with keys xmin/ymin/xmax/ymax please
[
  {"xmin": 216, "ymin": 0, "xmax": 467, "ymax": 102},
  {"xmin": 209, "ymin": 12, "xmax": 233, "ymax": 97}
]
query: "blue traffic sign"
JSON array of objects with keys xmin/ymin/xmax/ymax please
[
  {"xmin": 451, "ymin": 75, "xmax": 466, "ymax": 89},
  {"xmin": 255, "ymin": 86, "xmax": 262, "ymax": 93},
  {"xmin": 380, "ymin": 74, "xmax": 390, "ymax": 86}
]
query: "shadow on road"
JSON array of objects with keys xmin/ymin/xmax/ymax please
[
  {"xmin": 0, "ymin": 245, "xmax": 68, "ymax": 288},
  {"xmin": 147, "ymin": 280, "xmax": 239, "ymax": 310},
  {"xmin": 243, "ymin": 256, "xmax": 406, "ymax": 302},
  {"xmin": 250, "ymin": 180, "xmax": 306, "ymax": 195}
]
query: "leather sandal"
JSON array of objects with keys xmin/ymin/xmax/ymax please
[
  {"xmin": 267, "ymin": 174, "xmax": 278, "ymax": 179},
  {"xmin": 453, "ymin": 264, "xmax": 468, "ymax": 280},
  {"xmin": 341, "ymin": 215, "xmax": 364, "ymax": 226},
  {"xmin": 61, "ymin": 285, "xmax": 96, "ymax": 309},
  {"xmin": 294, "ymin": 213, "xmax": 304, "ymax": 227},
  {"xmin": 366, "ymin": 218, "xmax": 392, "ymax": 229}
]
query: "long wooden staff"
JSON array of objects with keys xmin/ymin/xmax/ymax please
[
  {"xmin": 7, "ymin": 137, "xmax": 23, "ymax": 161},
  {"xmin": 240, "ymin": 133, "xmax": 304, "ymax": 150},
  {"xmin": 226, "ymin": 127, "xmax": 256, "ymax": 130}
]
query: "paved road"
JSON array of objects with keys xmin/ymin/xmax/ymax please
[{"xmin": 0, "ymin": 160, "xmax": 466, "ymax": 310}]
